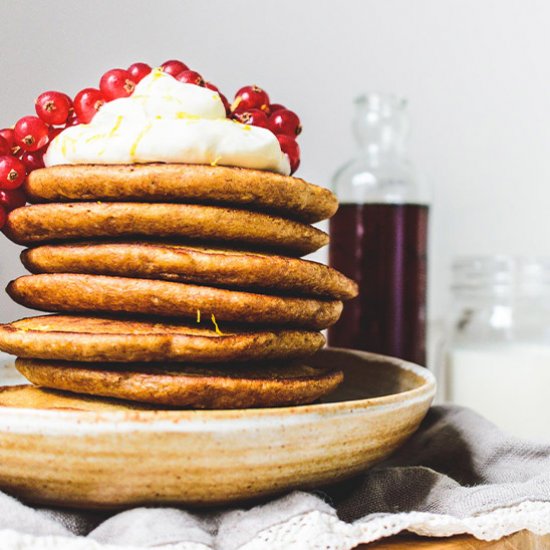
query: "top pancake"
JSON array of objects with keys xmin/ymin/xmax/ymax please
[{"xmin": 25, "ymin": 164, "xmax": 338, "ymax": 223}]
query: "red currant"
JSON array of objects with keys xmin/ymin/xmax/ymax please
[
  {"xmin": 232, "ymin": 85, "xmax": 270, "ymax": 114},
  {"xmin": 269, "ymin": 103, "xmax": 286, "ymax": 114},
  {"xmin": 176, "ymin": 70, "xmax": 205, "ymax": 86},
  {"xmin": 0, "ymin": 206, "xmax": 6, "ymax": 230},
  {"xmin": 269, "ymin": 109, "xmax": 302, "ymax": 137},
  {"xmin": 14, "ymin": 116, "xmax": 49, "ymax": 152},
  {"xmin": 0, "ymin": 129, "xmax": 16, "ymax": 152},
  {"xmin": 20, "ymin": 150, "xmax": 45, "ymax": 172},
  {"xmin": 219, "ymin": 93, "xmax": 231, "ymax": 116},
  {"xmin": 276, "ymin": 135, "xmax": 300, "ymax": 174},
  {"xmin": 35, "ymin": 91, "xmax": 72, "ymax": 125},
  {"xmin": 128, "ymin": 62, "xmax": 152, "ymax": 83},
  {"xmin": 65, "ymin": 113, "xmax": 80, "ymax": 127},
  {"xmin": 0, "ymin": 188, "xmax": 26, "ymax": 212},
  {"xmin": 161, "ymin": 60, "xmax": 189, "ymax": 76},
  {"xmin": 0, "ymin": 156, "xmax": 26, "ymax": 189},
  {"xmin": 205, "ymin": 82, "xmax": 219, "ymax": 92},
  {"xmin": 49, "ymin": 126, "xmax": 64, "ymax": 140},
  {"xmin": 234, "ymin": 109, "xmax": 269, "ymax": 128},
  {"xmin": 0, "ymin": 136, "xmax": 10, "ymax": 156},
  {"xmin": 73, "ymin": 88, "xmax": 105, "ymax": 124},
  {"xmin": 100, "ymin": 69, "xmax": 136, "ymax": 101}
]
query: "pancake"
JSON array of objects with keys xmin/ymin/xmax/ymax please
[
  {"xmin": 0, "ymin": 385, "xmax": 157, "ymax": 411},
  {"xmin": 25, "ymin": 164, "xmax": 338, "ymax": 223},
  {"xmin": 0, "ymin": 315, "xmax": 325, "ymax": 363},
  {"xmin": 15, "ymin": 358, "xmax": 344, "ymax": 408},
  {"xmin": 7, "ymin": 274, "xmax": 343, "ymax": 329},
  {"xmin": 4, "ymin": 202, "xmax": 328, "ymax": 255},
  {"xmin": 22, "ymin": 242, "xmax": 358, "ymax": 300}
]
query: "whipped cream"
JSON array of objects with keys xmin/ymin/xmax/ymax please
[{"xmin": 44, "ymin": 69, "xmax": 291, "ymax": 175}]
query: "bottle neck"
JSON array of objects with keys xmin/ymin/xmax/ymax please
[
  {"xmin": 353, "ymin": 93, "xmax": 409, "ymax": 166},
  {"xmin": 332, "ymin": 93, "xmax": 429, "ymax": 205},
  {"xmin": 357, "ymin": 140, "xmax": 406, "ymax": 167}
]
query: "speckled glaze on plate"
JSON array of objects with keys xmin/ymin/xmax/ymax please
[{"xmin": 0, "ymin": 348, "xmax": 435, "ymax": 509}]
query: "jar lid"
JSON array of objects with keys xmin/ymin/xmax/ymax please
[{"xmin": 452, "ymin": 256, "xmax": 550, "ymax": 297}]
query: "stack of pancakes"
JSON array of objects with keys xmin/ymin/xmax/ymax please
[{"xmin": 0, "ymin": 164, "xmax": 357, "ymax": 409}]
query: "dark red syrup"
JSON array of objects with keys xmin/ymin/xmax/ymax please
[{"xmin": 328, "ymin": 203, "xmax": 428, "ymax": 365}]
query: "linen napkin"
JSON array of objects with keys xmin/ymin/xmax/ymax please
[{"xmin": 1, "ymin": 404, "xmax": 549, "ymax": 549}]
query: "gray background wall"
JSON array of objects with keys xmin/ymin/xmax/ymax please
[{"xmin": 1, "ymin": 0, "xmax": 548, "ymax": 323}]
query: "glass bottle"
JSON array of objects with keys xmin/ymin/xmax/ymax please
[
  {"xmin": 328, "ymin": 93, "xmax": 429, "ymax": 365},
  {"xmin": 445, "ymin": 256, "xmax": 550, "ymax": 441}
]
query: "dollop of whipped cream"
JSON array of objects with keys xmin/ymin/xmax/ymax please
[{"xmin": 44, "ymin": 69, "xmax": 290, "ymax": 175}]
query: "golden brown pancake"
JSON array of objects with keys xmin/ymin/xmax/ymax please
[
  {"xmin": 7, "ymin": 274, "xmax": 343, "ymax": 329},
  {"xmin": 22, "ymin": 242, "xmax": 358, "ymax": 300},
  {"xmin": 0, "ymin": 385, "xmax": 157, "ymax": 411},
  {"xmin": 5, "ymin": 202, "xmax": 328, "ymax": 255},
  {"xmin": 0, "ymin": 315, "xmax": 325, "ymax": 363},
  {"xmin": 25, "ymin": 164, "xmax": 338, "ymax": 223},
  {"xmin": 15, "ymin": 358, "xmax": 344, "ymax": 408}
]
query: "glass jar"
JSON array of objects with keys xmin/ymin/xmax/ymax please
[
  {"xmin": 445, "ymin": 256, "xmax": 550, "ymax": 441},
  {"xmin": 328, "ymin": 93, "xmax": 430, "ymax": 365}
]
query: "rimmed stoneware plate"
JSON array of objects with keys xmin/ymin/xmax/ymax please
[{"xmin": 0, "ymin": 348, "xmax": 435, "ymax": 509}]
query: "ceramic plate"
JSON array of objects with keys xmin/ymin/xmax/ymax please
[{"xmin": 0, "ymin": 348, "xmax": 435, "ymax": 509}]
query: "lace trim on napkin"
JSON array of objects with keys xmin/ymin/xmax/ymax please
[{"xmin": 1, "ymin": 500, "xmax": 549, "ymax": 550}]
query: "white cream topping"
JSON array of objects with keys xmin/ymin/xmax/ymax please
[{"xmin": 44, "ymin": 69, "xmax": 291, "ymax": 175}]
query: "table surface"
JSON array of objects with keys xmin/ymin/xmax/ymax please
[{"xmin": 358, "ymin": 530, "xmax": 550, "ymax": 548}]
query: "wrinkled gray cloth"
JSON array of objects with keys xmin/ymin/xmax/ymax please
[{"xmin": 1, "ymin": 405, "xmax": 549, "ymax": 548}]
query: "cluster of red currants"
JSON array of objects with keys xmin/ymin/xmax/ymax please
[
  {"xmin": 0, "ymin": 91, "xmax": 73, "ymax": 230},
  {"xmin": 230, "ymin": 85, "xmax": 301, "ymax": 174},
  {"xmin": 0, "ymin": 58, "xmax": 303, "ymax": 230}
]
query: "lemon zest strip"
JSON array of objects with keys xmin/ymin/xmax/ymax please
[
  {"xmin": 130, "ymin": 123, "xmax": 152, "ymax": 158},
  {"xmin": 211, "ymin": 314, "xmax": 224, "ymax": 336}
]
